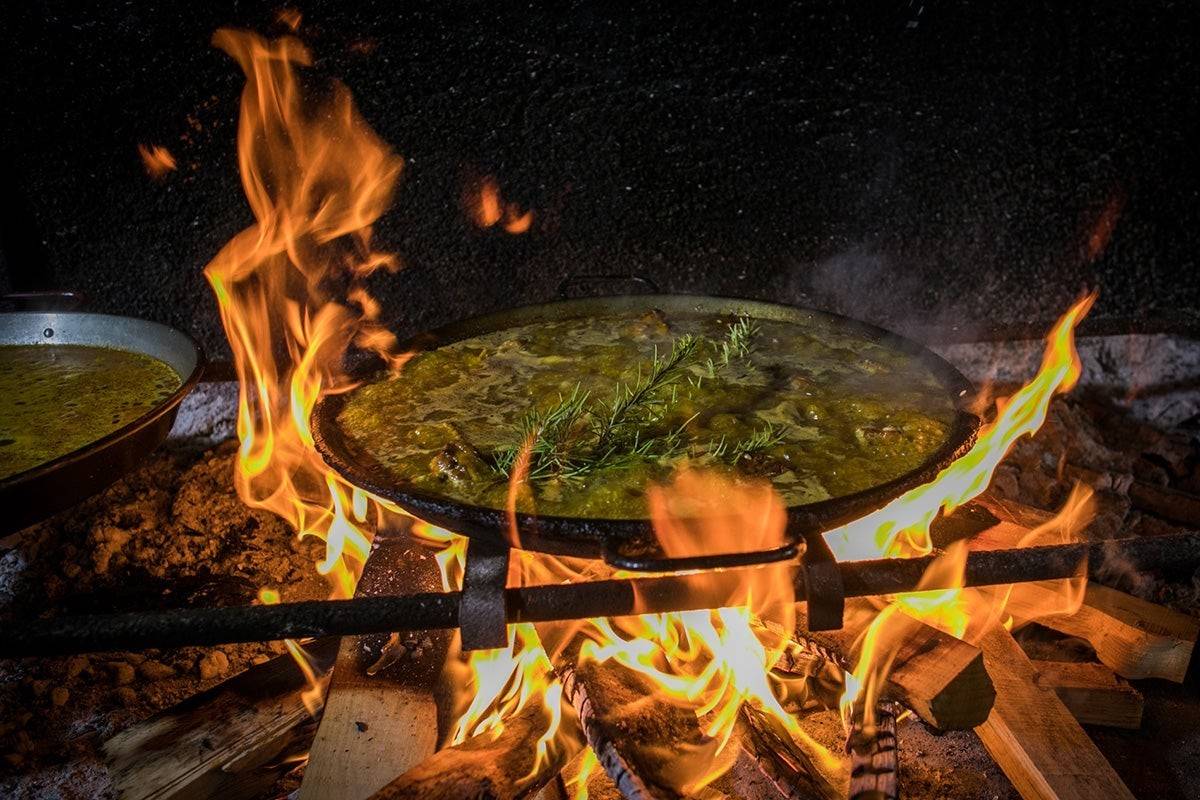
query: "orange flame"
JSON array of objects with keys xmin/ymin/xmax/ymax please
[
  {"xmin": 471, "ymin": 177, "xmax": 534, "ymax": 234},
  {"xmin": 824, "ymin": 291, "xmax": 1096, "ymax": 563},
  {"xmin": 204, "ymin": 28, "xmax": 406, "ymax": 599},
  {"xmin": 259, "ymin": 588, "xmax": 327, "ymax": 716},
  {"xmin": 276, "ymin": 8, "xmax": 302, "ymax": 32},
  {"xmin": 567, "ymin": 470, "xmax": 836, "ymax": 794},
  {"xmin": 138, "ymin": 144, "xmax": 177, "ymax": 178},
  {"xmin": 831, "ymin": 294, "xmax": 1098, "ymax": 730}
]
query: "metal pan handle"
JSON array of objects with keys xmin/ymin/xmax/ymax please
[
  {"xmin": 557, "ymin": 273, "xmax": 661, "ymax": 300},
  {"xmin": 1, "ymin": 291, "xmax": 87, "ymax": 311},
  {"xmin": 600, "ymin": 537, "xmax": 799, "ymax": 572}
]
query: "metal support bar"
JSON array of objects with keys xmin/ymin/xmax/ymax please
[
  {"xmin": 459, "ymin": 537, "xmax": 511, "ymax": 650},
  {"xmin": 2, "ymin": 532, "xmax": 1199, "ymax": 658}
]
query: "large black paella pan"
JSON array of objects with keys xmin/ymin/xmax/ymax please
[{"xmin": 312, "ymin": 295, "xmax": 979, "ymax": 565}]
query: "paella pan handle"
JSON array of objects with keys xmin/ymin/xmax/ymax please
[
  {"xmin": 557, "ymin": 273, "xmax": 661, "ymax": 299},
  {"xmin": 1, "ymin": 290, "xmax": 87, "ymax": 311},
  {"xmin": 600, "ymin": 536, "xmax": 800, "ymax": 572}
]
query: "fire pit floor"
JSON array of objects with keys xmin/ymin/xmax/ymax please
[
  {"xmin": 3, "ymin": 331, "xmax": 1200, "ymax": 799},
  {"xmin": 0, "ymin": 384, "xmax": 327, "ymax": 799}
]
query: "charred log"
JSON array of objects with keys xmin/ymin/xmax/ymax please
[
  {"xmin": 846, "ymin": 702, "xmax": 899, "ymax": 800},
  {"xmin": 740, "ymin": 704, "xmax": 845, "ymax": 800},
  {"xmin": 369, "ymin": 702, "xmax": 578, "ymax": 800},
  {"xmin": 557, "ymin": 658, "xmax": 711, "ymax": 800}
]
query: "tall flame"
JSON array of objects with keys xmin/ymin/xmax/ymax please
[
  {"xmin": 824, "ymin": 291, "xmax": 1096, "ymax": 563},
  {"xmin": 831, "ymin": 293, "xmax": 1098, "ymax": 730},
  {"xmin": 204, "ymin": 29, "xmax": 405, "ymax": 599}
]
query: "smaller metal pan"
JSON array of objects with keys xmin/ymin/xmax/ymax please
[{"xmin": 0, "ymin": 311, "xmax": 205, "ymax": 534}]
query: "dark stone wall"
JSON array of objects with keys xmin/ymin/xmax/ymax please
[{"xmin": 2, "ymin": 2, "xmax": 1197, "ymax": 358}]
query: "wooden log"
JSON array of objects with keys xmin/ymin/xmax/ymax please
[
  {"xmin": 557, "ymin": 657, "xmax": 715, "ymax": 800},
  {"xmin": 796, "ymin": 601, "xmax": 995, "ymax": 731},
  {"xmin": 974, "ymin": 627, "xmax": 1135, "ymax": 800},
  {"xmin": 768, "ymin": 624, "xmax": 844, "ymax": 712},
  {"xmin": 103, "ymin": 637, "xmax": 338, "ymax": 800},
  {"xmin": 1065, "ymin": 462, "xmax": 1200, "ymax": 527},
  {"xmin": 846, "ymin": 702, "xmax": 899, "ymax": 800},
  {"xmin": 299, "ymin": 538, "xmax": 453, "ymax": 800},
  {"xmin": 971, "ymin": 499, "xmax": 1198, "ymax": 682},
  {"xmin": 1029, "ymin": 660, "xmax": 1143, "ymax": 730},
  {"xmin": 739, "ymin": 705, "xmax": 845, "ymax": 800},
  {"xmin": 369, "ymin": 702, "xmax": 578, "ymax": 800}
]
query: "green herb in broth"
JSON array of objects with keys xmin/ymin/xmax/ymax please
[
  {"xmin": 335, "ymin": 308, "xmax": 960, "ymax": 519},
  {"xmin": 0, "ymin": 344, "xmax": 182, "ymax": 481}
]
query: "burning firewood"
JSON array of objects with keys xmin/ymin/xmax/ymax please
[
  {"xmin": 739, "ymin": 705, "xmax": 846, "ymax": 800},
  {"xmin": 368, "ymin": 702, "xmax": 580, "ymax": 800},
  {"xmin": 557, "ymin": 657, "xmax": 718, "ymax": 800},
  {"xmin": 791, "ymin": 602, "xmax": 996, "ymax": 732},
  {"xmin": 845, "ymin": 702, "xmax": 899, "ymax": 800},
  {"xmin": 300, "ymin": 536, "xmax": 453, "ymax": 800}
]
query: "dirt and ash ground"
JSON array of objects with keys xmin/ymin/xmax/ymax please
[{"xmin": 2, "ymin": 380, "xmax": 1200, "ymax": 799}]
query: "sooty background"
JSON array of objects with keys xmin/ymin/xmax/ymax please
[{"xmin": 1, "ymin": 1, "xmax": 1197, "ymax": 358}]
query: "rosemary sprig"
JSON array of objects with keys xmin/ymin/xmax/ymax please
[
  {"xmin": 594, "ymin": 334, "xmax": 700, "ymax": 449},
  {"xmin": 493, "ymin": 385, "xmax": 590, "ymax": 479},
  {"xmin": 492, "ymin": 318, "xmax": 767, "ymax": 486},
  {"xmin": 704, "ymin": 316, "xmax": 760, "ymax": 379},
  {"xmin": 706, "ymin": 422, "xmax": 789, "ymax": 464},
  {"xmin": 729, "ymin": 422, "xmax": 789, "ymax": 462}
]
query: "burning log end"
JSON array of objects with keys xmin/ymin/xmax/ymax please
[
  {"xmin": 739, "ymin": 704, "xmax": 846, "ymax": 800},
  {"xmin": 558, "ymin": 660, "xmax": 685, "ymax": 800},
  {"xmin": 846, "ymin": 702, "xmax": 899, "ymax": 800},
  {"xmin": 369, "ymin": 701, "xmax": 577, "ymax": 800}
]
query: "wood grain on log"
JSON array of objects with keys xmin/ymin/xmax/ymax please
[
  {"xmin": 1029, "ymin": 660, "xmax": 1143, "ymax": 729},
  {"xmin": 299, "ymin": 538, "xmax": 452, "ymax": 800},
  {"xmin": 974, "ymin": 627, "xmax": 1135, "ymax": 800},
  {"xmin": 558, "ymin": 657, "xmax": 714, "ymax": 800},
  {"xmin": 971, "ymin": 500, "xmax": 1198, "ymax": 682},
  {"xmin": 739, "ymin": 705, "xmax": 845, "ymax": 800},
  {"xmin": 369, "ymin": 702, "xmax": 577, "ymax": 800},
  {"xmin": 103, "ymin": 638, "xmax": 337, "ymax": 800}
]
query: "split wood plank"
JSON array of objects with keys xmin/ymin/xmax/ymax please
[
  {"xmin": 975, "ymin": 626, "xmax": 1135, "ymax": 800},
  {"xmin": 298, "ymin": 537, "xmax": 453, "ymax": 800},
  {"xmin": 971, "ymin": 499, "xmax": 1198, "ymax": 681},
  {"xmin": 1029, "ymin": 660, "xmax": 1143, "ymax": 729},
  {"xmin": 103, "ymin": 637, "xmax": 338, "ymax": 800},
  {"xmin": 369, "ymin": 701, "xmax": 577, "ymax": 800},
  {"xmin": 796, "ymin": 600, "xmax": 995, "ymax": 730}
]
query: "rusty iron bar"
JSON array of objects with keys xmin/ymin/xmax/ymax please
[{"xmin": 2, "ymin": 532, "xmax": 1199, "ymax": 658}]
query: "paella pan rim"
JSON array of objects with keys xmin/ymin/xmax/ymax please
[
  {"xmin": 0, "ymin": 311, "xmax": 206, "ymax": 496},
  {"xmin": 311, "ymin": 293, "xmax": 981, "ymax": 557}
]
